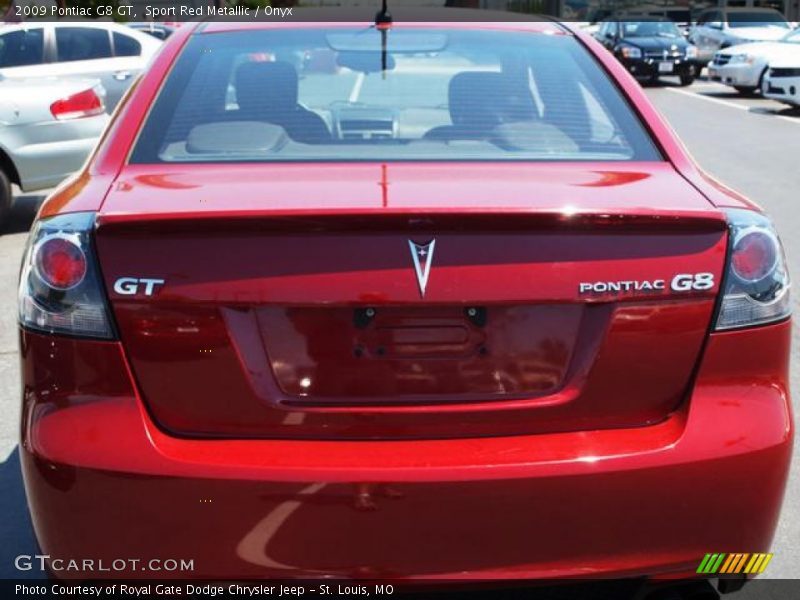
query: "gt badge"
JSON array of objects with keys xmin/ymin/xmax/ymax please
[
  {"xmin": 114, "ymin": 277, "xmax": 165, "ymax": 296},
  {"xmin": 409, "ymin": 239, "xmax": 436, "ymax": 298}
]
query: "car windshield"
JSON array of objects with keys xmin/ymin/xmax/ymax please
[
  {"xmin": 621, "ymin": 21, "xmax": 682, "ymax": 38},
  {"xmin": 131, "ymin": 27, "xmax": 660, "ymax": 164},
  {"xmin": 728, "ymin": 12, "xmax": 789, "ymax": 28}
]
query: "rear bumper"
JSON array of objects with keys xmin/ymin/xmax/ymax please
[{"xmin": 20, "ymin": 320, "xmax": 793, "ymax": 580}]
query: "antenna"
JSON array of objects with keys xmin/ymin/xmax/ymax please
[
  {"xmin": 375, "ymin": 0, "xmax": 392, "ymax": 78},
  {"xmin": 375, "ymin": 0, "xmax": 393, "ymax": 28}
]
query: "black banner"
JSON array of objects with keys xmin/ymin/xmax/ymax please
[
  {"xmin": 1, "ymin": 0, "xmax": 797, "ymax": 23},
  {"xmin": 4, "ymin": 579, "xmax": 800, "ymax": 600}
]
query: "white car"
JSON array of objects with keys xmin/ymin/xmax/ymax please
[
  {"xmin": 0, "ymin": 21, "xmax": 161, "ymax": 109},
  {"xmin": 763, "ymin": 61, "xmax": 800, "ymax": 106},
  {"xmin": 0, "ymin": 76, "xmax": 109, "ymax": 226},
  {"xmin": 708, "ymin": 28, "xmax": 800, "ymax": 93},
  {"xmin": 689, "ymin": 7, "xmax": 791, "ymax": 64}
]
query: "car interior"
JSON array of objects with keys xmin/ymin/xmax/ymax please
[
  {"xmin": 141, "ymin": 29, "xmax": 656, "ymax": 163},
  {"xmin": 160, "ymin": 57, "xmax": 623, "ymax": 161},
  {"xmin": 234, "ymin": 61, "xmax": 332, "ymax": 144}
]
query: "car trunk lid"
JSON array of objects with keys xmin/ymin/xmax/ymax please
[{"xmin": 95, "ymin": 162, "xmax": 726, "ymax": 439}]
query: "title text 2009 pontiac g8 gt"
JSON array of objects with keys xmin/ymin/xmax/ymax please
[{"xmin": 19, "ymin": 19, "xmax": 792, "ymax": 583}]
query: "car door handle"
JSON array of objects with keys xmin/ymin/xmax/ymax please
[{"xmin": 113, "ymin": 70, "xmax": 132, "ymax": 81}]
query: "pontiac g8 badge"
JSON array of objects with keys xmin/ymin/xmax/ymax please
[
  {"xmin": 409, "ymin": 239, "xmax": 436, "ymax": 297},
  {"xmin": 578, "ymin": 273, "xmax": 715, "ymax": 295}
]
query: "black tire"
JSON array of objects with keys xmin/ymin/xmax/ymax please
[
  {"xmin": 0, "ymin": 169, "xmax": 11, "ymax": 231},
  {"xmin": 679, "ymin": 74, "xmax": 696, "ymax": 86},
  {"xmin": 734, "ymin": 85, "xmax": 757, "ymax": 94},
  {"xmin": 757, "ymin": 67, "xmax": 768, "ymax": 95}
]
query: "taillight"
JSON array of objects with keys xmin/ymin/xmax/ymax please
[
  {"xmin": 19, "ymin": 212, "xmax": 115, "ymax": 339},
  {"xmin": 34, "ymin": 235, "xmax": 87, "ymax": 290},
  {"xmin": 715, "ymin": 209, "xmax": 791, "ymax": 330},
  {"xmin": 49, "ymin": 86, "xmax": 105, "ymax": 121},
  {"xmin": 730, "ymin": 229, "xmax": 778, "ymax": 283}
]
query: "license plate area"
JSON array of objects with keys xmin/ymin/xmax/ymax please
[
  {"xmin": 659, "ymin": 61, "xmax": 675, "ymax": 73},
  {"xmin": 353, "ymin": 306, "xmax": 484, "ymax": 359},
  {"xmin": 258, "ymin": 305, "xmax": 582, "ymax": 402}
]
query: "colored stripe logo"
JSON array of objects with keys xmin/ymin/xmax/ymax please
[{"xmin": 697, "ymin": 553, "xmax": 773, "ymax": 574}]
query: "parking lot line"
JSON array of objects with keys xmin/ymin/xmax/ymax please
[
  {"xmin": 665, "ymin": 87, "xmax": 749, "ymax": 111},
  {"xmin": 666, "ymin": 87, "xmax": 800, "ymax": 125}
]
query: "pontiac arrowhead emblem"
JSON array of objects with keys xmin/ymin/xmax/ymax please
[{"xmin": 409, "ymin": 239, "xmax": 436, "ymax": 297}]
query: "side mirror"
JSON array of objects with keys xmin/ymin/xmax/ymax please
[{"xmin": 709, "ymin": 21, "xmax": 723, "ymax": 29}]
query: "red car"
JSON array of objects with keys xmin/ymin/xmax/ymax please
[{"xmin": 19, "ymin": 19, "xmax": 792, "ymax": 586}]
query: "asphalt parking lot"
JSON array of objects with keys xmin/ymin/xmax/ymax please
[{"xmin": 0, "ymin": 77, "xmax": 798, "ymax": 589}]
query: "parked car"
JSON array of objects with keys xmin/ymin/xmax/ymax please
[
  {"xmin": 19, "ymin": 19, "xmax": 792, "ymax": 587},
  {"xmin": 595, "ymin": 18, "xmax": 700, "ymax": 85},
  {"xmin": 708, "ymin": 27, "xmax": 800, "ymax": 93},
  {"xmin": 0, "ymin": 21, "xmax": 161, "ymax": 110},
  {"xmin": 763, "ymin": 60, "xmax": 800, "ymax": 106},
  {"xmin": 0, "ymin": 75, "xmax": 108, "ymax": 226},
  {"xmin": 689, "ymin": 7, "xmax": 791, "ymax": 63}
]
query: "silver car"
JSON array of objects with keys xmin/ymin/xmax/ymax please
[
  {"xmin": 689, "ymin": 7, "xmax": 791, "ymax": 64},
  {"xmin": 0, "ymin": 21, "xmax": 161, "ymax": 109},
  {"xmin": 0, "ymin": 75, "xmax": 109, "ymax": 226}
]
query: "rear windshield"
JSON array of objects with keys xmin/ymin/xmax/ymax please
[{"xmin": 130, "ymin": 27, "xmax": 660, "ymax": 163}]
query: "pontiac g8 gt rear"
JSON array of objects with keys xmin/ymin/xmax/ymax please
[{"xmin": 19, "ymin": 19, "xmax": 792, "ymax": 583}]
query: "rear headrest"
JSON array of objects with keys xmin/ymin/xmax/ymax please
[
  {"xmin": 235, "ymin": 61, "xmax": 299, "ymax": 114},
  {"xmin": 186, "ymin": 121, "xmax": 288, "ymax": 155},
  {"xmin": 448, "ymin": 72, "xmax": 537, "ymax": 129}
]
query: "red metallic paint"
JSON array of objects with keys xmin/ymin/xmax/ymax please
[
  {"xmin": 22, "ymin": 20, "xmax": 792, "ymax": 581},
  {"xmin": 102, "ymin": 300, "xmax": 717, "ymax": 439},
  {"xmin": 20, "ymin": 320, "xmax": 792, "ymax": 578},
  {"xmin": 96, "ymin": 212, "xmax": 726, "ymax": 439},
  {"xmin": 91, "ymin": 161, "xmax": 729, "ymax": 440},
  {"xmin": 97, "ymin": 162, "xmax": 720, "ymax": 218}
]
